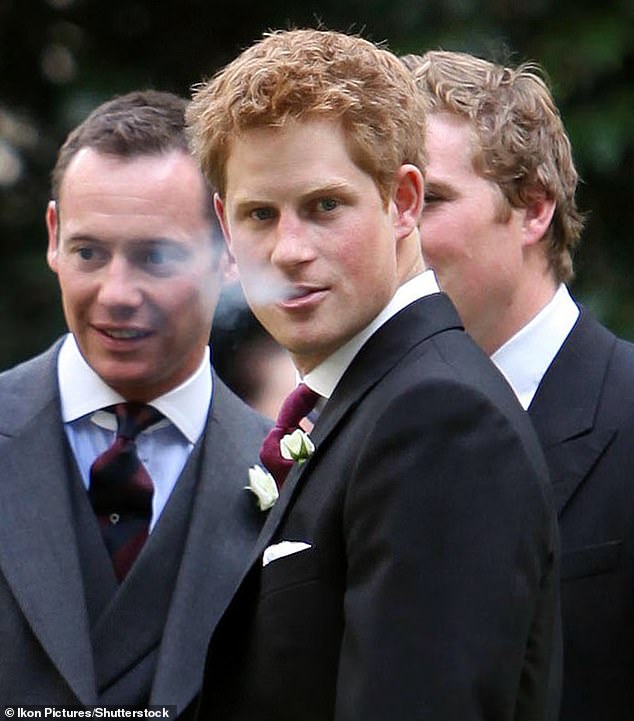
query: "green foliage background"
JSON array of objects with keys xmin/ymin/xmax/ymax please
[{"xmin": 1, "ymin": 0, "xmax": 633, "ymax": 369}]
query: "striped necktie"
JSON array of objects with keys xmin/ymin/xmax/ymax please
[{"xmin": 89, "ymin": 402, "xmax": 163, "ymax": 581}]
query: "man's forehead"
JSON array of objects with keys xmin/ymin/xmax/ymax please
[{"xmin": 223, "ymin": 119, "xmax": 366, "ymax": 203}]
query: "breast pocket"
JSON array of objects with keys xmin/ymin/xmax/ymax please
[
  {"xmin": 561, "ymin": 539, "xmax": 622, "ymax": 581},
  {"xmin": 260, "ymin": 545, "xmax": 320, "ymax": 598}
]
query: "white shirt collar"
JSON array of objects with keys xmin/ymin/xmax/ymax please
[
  {"xmin": 57, "ymin": 333, "xmax": 212, "ymax": 443},
  {"xmin": 304, "ymin": 270, "xmax": 440, "ymax": 399},
  {"xmin": 491, "ymin": 284, "xmax": 579, "ymax": 409}
]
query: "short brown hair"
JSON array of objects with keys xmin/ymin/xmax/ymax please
[
  {"xmin": 50, "ymin": 89, "xmax": 219, "ymax": 235},
  {"xmin": 403, "ymin": 50, "xmax": 584, "ymax": 282},
  {"xmin": 51, "ymin": 90, "xmax": 193, "ymax": 198},
  {"xmin": 187, "ymin": 28, "xmax": 427, "ymax": 206}
]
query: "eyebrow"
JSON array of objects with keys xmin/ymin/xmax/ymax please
[
  {"xmin": 61, "ymin": 233, "xmax": 104, "ymax": 246},
  {"xmin": 302, "ymin": 181, "xmax": 351, "ymax": 197},
  {"xmin": 424, "ymin": 178, "xmax": 453, "ymax": 192},
  {"xmin": 233, "ymin": 181, "xmax": 353, "ymax": 208},
  {"xmin": 424, "ymin": 178, "xmax": 459, "ymax": 198},
  {"xmin": 62, "ymin": 233, "xmax": 181, "ymax": 247}
]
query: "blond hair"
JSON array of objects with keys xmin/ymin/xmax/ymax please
[
  {"xmin": 403, "ymin": 50, "xmax": 584, "ymax": 282},
  {"xmin": 187, "ymin": 29, "xmax": 427, "ymax": 206}
]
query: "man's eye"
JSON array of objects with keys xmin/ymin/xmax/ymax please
[
  {"xmin": 139, "ymin": 244, "xmax": 187, "ymax": 272},
  {"xmin": 145, "ymin": 248, "xmax": 166, "ymax": 264},
  {"xmin": 318, "ymin": 198, "xmax": 338, "ymax": 212},
  {"xmin": 75, "ymin": 246, "xmax": 106, "ymax": 263},
  {"xmin": 252, "ymin": 208, "xmax": 275, "ymax": 221},
  {"xmin": 70, "ymin": 245, "xmax": 107, "ymax": 268}
]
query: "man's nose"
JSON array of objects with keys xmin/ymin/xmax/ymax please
[
  {"xmin": 270, "ymin": 212, "xmax": 317, "ymax": 269},
  {"xmin": 96, "ymin": 256, "xmax": 143, "ymax": 310}
]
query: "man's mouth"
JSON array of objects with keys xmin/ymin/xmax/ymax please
[
  {"xmin": 97, "ymin": 327, "xmax": 152, "ymax": 340},
  {"xmin": 288, "ymin": 284, "xmax": 325, "ymax": 299},
  {"xmin": 279, "ymin": 285, "xmax": 328, "ymax": 309}
]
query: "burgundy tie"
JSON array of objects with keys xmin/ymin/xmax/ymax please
[
  {"xmin": 89, "ymin": 402, "xmax": 163, "ymax": 581},
  {"xmin": 259, "ymin": 383, "xmax": 319, "ymax": 488}
]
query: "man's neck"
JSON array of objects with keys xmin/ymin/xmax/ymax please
[
  {"xmin": 301, "ymin": 270, "xmax": 440, "ymax": 400},
  {"xmin": 482, "ymin": 274, "xmax": 558, "ymax": 356}
]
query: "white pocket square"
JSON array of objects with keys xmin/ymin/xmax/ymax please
[{"xmin": 262, "ymin": 541, "xmax": 312, "ymax": 567}]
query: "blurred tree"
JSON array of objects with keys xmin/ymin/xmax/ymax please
[{"xmin": 1, "ymin": 0, "xmax": 633, "ymax": 369}]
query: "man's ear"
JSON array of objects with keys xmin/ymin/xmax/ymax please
[
  {"xmin": 392, "ymin": 164, "xmax": 424, "ymax": 241},
  {"xmin": 45, "ymin": 200, "xmax": 60, "ymax": 273},
  {"xmin": 214, "ymin": 193, "xmax": 233, "ymax": 252},
  {"xmin": 213, "ymin": 194, "xmax": 240, "ymax": 283},
  {"xmin": 523, "ymin": 191, "xmax": 556, "ymax": 247}
]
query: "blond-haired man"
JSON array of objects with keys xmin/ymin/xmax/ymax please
[{"xmin": 407, "ymin": 50, "xmax": 634, "ymax": 721}]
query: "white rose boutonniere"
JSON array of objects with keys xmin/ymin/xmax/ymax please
[
  {"xmin": 246, "ymin": 465, "xmax": 279, "ymax": 511},
  {"xmin": 280, "ymin": 428, "xmax": 315, "ymax": 464}
]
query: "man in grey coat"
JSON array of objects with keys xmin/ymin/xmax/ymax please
[{"xmin": 0, "ymin": 90, "xmax": 271, "ymax": 713}]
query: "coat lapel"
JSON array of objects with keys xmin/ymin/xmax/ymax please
[
  {"xmin": 528, "ymin": 311, "xmax": 617, "ymax": 515},
  {"xmin": 150, "ymin": 378, "xmax": 265, "ymax": 709},
  {"xmin": 0, "ymin": 344, "xmax": 96, "ymax": 704}
]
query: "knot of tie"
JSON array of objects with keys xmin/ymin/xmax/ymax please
[
  {"xmin": 89, "ymin": 402, "xmax": 163, "ymax": 581},
  {"xmin": 112, "ymin": 402, "xmax": 164, "ymax": 440},
  {"xmin": 259, "ymin": 383, "xmax": 319, "ymax": 489}
]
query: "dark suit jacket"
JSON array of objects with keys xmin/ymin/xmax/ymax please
[
  {"xmin": 0, "ymin": 339, "xmax": 271, "ymax": 712},
  {"xmin": 528, "ymin": 308, "xmax": 634, "ymax": 721},
  {"xmin": 196, "ymin": 294, "xmax": 560, "ymax": 721}
]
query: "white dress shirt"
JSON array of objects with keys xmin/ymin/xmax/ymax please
[
  {"xmin": 57, "ymin": 333, "xmax": 212, "ymax": 531},
  {"xmin": 491, "ymin": 284, "xmax": 580, "ymax": 410},
  {"xmin": 304, "ymin": 270, "xmax": 441, "ymax": 401}
]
